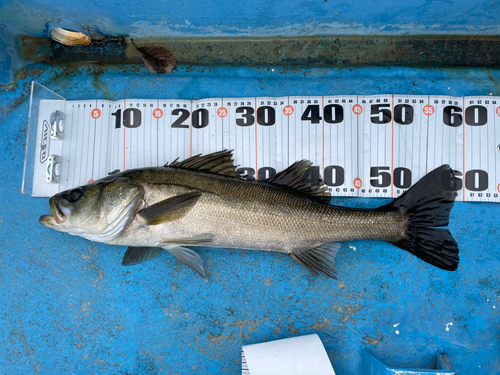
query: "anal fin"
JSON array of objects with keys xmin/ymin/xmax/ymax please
[
  {"xmin": 162, "ymin": 245, "xmax": 208, "ymax": 281},
  {"xmin": 291, "ymin": 243, "xmax": 341, "ymax": 279}
]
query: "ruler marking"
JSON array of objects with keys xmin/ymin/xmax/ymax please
[
  {"xmin": 91, "ymin": 101, "xmax": 97, "ymax": 180},
  {"xmin": 356, "ymin": 97, "xmax": 360, "ymax": 197},
  {"xmin": 31, "ymin": 95, "xmax": 500, "ymax": 202},
  {"xmin": 322, "ymin": 96, "xmax": 325, "ymax": 195},
  {"xmin": 156, "ymin": 100, "xmax": 159, "ymax": 167},
  {"xmin": 486, "ymin": 98, "xmax": 489, "ymax": 198},
  {"xmin": 463, "ymin": 97, "xmax": 465, "ymax": 201},
  {"xmin": 105, "ymin": 102, "xmax": 111, "ymax": 179},
  {"xmin": 255, "ymin": 97, "xmax": 258, "ymax": 179},
  {"xmin": 190, "ymin": 101, "xmax": 193, "ymax": 157},
  {"xmin": 391, "ymin": 94, "xmax": 394, "ymax": 198},
  {"xmin": 79, "ymin": 103, "xmax": 85, "ymax": 185},
  {"xmin": 123, "ymin": 99, "xmax": 126, "ymax": 171},
  {"xmin": 425, "ymin": 96, "xmax": 429, "ymax": 179},
  {"xmin": 70, "ymin": 102, "xmax": 76, "ymax": 189},
  {"xmin": 72, "ymin": 103, "xmax": 78, "ymax": 188},
  {"xmin": 494, "ymin": 99, "xmax": 497, "ymax": 199},
  {"xmin": 143, "ymin": 100, "xmax": 146, "ymax": 167}
]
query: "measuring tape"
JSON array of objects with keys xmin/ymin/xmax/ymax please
[{"xmin": 30, "ymin": 95, "xmax": 500, "ymax": 202}]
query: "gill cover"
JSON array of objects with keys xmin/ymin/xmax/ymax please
[{"xmin": 40, "ymin": 177, "xmax": 144, "ymax": 243}]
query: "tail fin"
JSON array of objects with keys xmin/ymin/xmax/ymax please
[{"xmin": 386, "ymin": 165, "xmax": 460, "ymax": 271}]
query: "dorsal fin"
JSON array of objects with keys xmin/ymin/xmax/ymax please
[
  {"xmin": 164, "ymin": 150, "xmax": 241, "ymax": 178},
  {"xmin": 264, "ymin": 160, "xmax": 331, "ymax": 199}
]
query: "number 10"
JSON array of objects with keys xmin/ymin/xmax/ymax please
[{"xmin": 112, "ymin": 108, "xmax": 142, "ymax": 129}]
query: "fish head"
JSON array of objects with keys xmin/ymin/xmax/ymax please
[{"xmin": 39, "ymin": 177, "xmax": 144, "ymax": 241}]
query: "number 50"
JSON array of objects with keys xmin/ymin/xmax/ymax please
[{"xmin": 370, "ymin": 166, "xmax": 412, "ymax": 189}]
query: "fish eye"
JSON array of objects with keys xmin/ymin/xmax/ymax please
[{"xmin": 67, "ymin": 188, "xmax": 82, "ymax": 202}]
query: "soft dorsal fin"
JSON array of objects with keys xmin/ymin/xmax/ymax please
[
  {"xmin": 165, "ymin": 150, "xmax": 241, "ymax": 178},
  {"xmin": 264, "ymin": 160, "xmax": 331, "ymax": 199}
]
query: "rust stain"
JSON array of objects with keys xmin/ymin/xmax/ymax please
[
  {"xmin": 307, "ymin": 317, "xmax": 332, "ymax": 330},
  {"xmin": 208, "ymin": 331, "xmax": 236, "ymax": 344},
  {"xmin": 364, "ymin": 332, "xmax": 382, "ymax": 346},
  {"xmin": 264, "ymin": 277, "xmax": 273, "ymax": 287},
  {"xmin": 287, "ymin": 322, "xmax": 300, "ymax": 335},
  {"xmin": 15, "ymin": 35, "xmax": 500, "ymax": 73}
]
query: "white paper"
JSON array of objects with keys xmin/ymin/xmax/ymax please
[{"xmin": 242, "ymin": 334, "xmax": 335, "ymax": 375}]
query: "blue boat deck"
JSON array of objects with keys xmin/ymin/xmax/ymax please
[{"xmin": 0, "ymin": 64, "xmax": 499, "ymax": 374}]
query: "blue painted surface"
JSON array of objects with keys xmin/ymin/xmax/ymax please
[
  {"xmin": 1, "ymin": 1, "xmax": 500, "ymax": 86},
  {"xmin": 0, "ymin": 64, "xmax": 499, "ymax": 374},
  {"xmin": 0, "ymin": 26, "xmax": 21, "ymax": 85},
  {"xmin": 1, "ymin": 0, "xmax": 500, "ymax": 38},
  {"xmin": 361, "ymin": 349, "xmax": 454, "ymax": 374}
]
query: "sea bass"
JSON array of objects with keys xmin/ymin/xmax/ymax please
[{"xmin": 40, "ymin": 151, "xmax": 460, "ymax": 280}]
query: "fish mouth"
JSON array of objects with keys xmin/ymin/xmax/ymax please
[{"xmin": 40, "ymin": 197, "xmax": 70, "ymax": 226}]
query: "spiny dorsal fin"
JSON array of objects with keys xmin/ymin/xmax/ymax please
[
  {"xmin": 264, "ymin": 160, "xmax": 331, "ymax": 199},
  {"xmin": 165, "ymin": 150, "xmax": 241, "ymax": 178}
]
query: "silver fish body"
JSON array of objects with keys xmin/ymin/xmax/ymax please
[
  {"xmin": 113, "ymin": 168, "xmax": 405, "ymax": 250},
  {"xmin": 40, "ymin": 151, "xmax": 460, "ymax": 280}
]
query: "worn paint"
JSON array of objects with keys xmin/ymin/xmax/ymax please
[
  {"xmin": 15, "ymin": 35, "xmax": 500, "ymax": 70},
  {"xmin": 0, "ymin": 64, "xmax": 500, "ymax": 374},
  {"xmin": 0, "ymin": 27, "xmax": 23, "ymax": 85},
  {"xmin": 2, "ymin": 0, "xmax": 500, "ymax": 38},
  {"xmin": 360, "ymin": 349, "xmax": 455, "ymax": 374},
  {"xmin": 2, "ymin": 0, "xmax": 500, "ymax": 84}
]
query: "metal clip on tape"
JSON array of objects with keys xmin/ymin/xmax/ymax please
[
  {"xmin": 50, "ymin": 110, "xmax": 64, "ymax": 139},
  {"xmin": 46, "ymin": 155, "xmax": 61, "ymax": 183}
]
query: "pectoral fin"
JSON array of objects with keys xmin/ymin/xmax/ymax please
[
  {"xmin": 162, "ymin": 245, "xmax": 208, "ymax": 281},
  {"xmin": 291, "ymin": 243, "xmax": 341, "ymax": 279},
  {"xmin": 138, "ymin": 191, "xmax": 201, "ymax": 225},
  {"xmin": 122, "ymin": 246, "xmax": 162, "ymax": 266}
]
